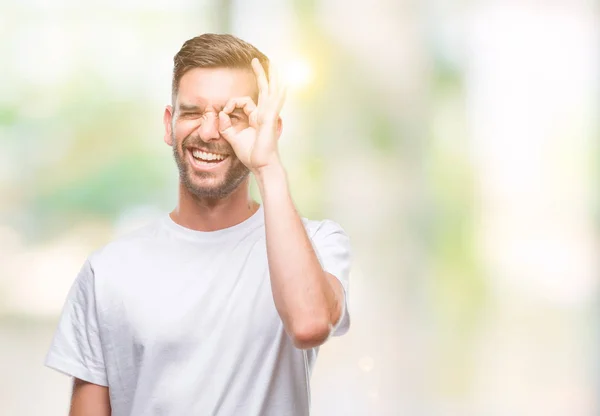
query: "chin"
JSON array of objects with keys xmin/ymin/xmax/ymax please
[
  {"xmin": 183, "ymin": 171, "xmax": 248, "ymax": 200},
  {"xmin": 185, "ymin": 178, "xmax": 227, "ymax": 199}
]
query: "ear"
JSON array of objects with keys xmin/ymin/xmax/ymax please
[
  {"xmin": 276, "ymin": 116, "xmax": 283, "ymax": 140},
  {"xmin": 163, "ymin": 105, "xmax": 174, "ymax": 146}
]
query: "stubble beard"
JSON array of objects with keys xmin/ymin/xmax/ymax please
[{"xmin": 172, "ymin": 132, "xmax": 250, "ymax": 200}]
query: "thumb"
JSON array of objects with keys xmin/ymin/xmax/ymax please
[{"xmin": 218, "ymin": 111, "xmax": 237, "ymax": 144}]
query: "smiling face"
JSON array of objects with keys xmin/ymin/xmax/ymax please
[{"xmin": 164, "ymin": 67, "xmax": 258, "ymax": 200}]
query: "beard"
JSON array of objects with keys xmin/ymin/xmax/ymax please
[{"xmin": 172, "ymin": 132, "xmax": 250, "ymax": 200}]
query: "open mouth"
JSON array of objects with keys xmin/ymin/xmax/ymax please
[{"xmin": 187, "ymin": 148, "xmax": 229, "ymax": 170}]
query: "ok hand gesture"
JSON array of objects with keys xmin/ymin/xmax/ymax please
[{"xmin": 218, "ymin": 58, "xmax": 287, "ymax": 174}]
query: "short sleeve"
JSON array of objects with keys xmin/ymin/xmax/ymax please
[
  {"xmin": 44, "ymin": 259, "xmax": 108, "ymax": 386},
  {"xmin": 310, "ymin": 220, "xmax": 352, "ymax": 337}
]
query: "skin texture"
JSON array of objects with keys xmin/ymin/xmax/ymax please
[
  {"xmin": 71, "ymin": 59, "xmax": 346, "ymax": 414},
  {"xmin": 69, "ymin": 379, "xmax": 110, "ymax": 416}
]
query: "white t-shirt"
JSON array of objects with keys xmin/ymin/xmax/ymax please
[{"xmin": 45, "ymin": 205, "xmax": 351, "ymax": 416}]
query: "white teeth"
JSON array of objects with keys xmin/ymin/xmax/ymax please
[{"xmin": 191, "ymin": 150, "xmax": 225, "ymax": 161}]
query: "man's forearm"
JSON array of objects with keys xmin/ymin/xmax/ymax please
[{"xmin": 256, "ymin": 161, "xmax": 340, "ymax": 349}]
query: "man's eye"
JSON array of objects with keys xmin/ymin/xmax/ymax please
[
  {"xmin": 230, "ymin": 114, "xmax": 247, "ymax": 122},
  {"xmin": 181, "ymin": 112, "xmax": 201, "ymax": 119}
]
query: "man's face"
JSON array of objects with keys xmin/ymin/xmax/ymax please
[{"xmin": 165, "ymin": 67, "xmax": 257, "ymax": 199}]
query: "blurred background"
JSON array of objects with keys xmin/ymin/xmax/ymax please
[{"xmin": 1, "ymin": 0, "xmax": 598, "ymax": 415}]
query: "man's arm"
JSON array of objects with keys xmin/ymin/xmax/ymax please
[
  {"xmin": 69, "ymin": 378, "xmax": 110, "ymax": 416},
  {"xmin": 218, "ymin": 59, "xmax": 347, "ymax": 349},
  {"xmin": 257, "ymin": 162, "xmax": 345, "ymax": 350}
]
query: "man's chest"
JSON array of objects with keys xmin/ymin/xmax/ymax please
[{"xmin": 94, "ymin": 240, "xmax": 283, "ymax": 356}]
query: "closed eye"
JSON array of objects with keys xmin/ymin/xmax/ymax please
[
  {"xmin": 180, "ymin": 112, "xmax": 202, "ymax": 119},
  {"xmin": 230, "ymin": 111, "xmax": 248, "ymax": 122}
]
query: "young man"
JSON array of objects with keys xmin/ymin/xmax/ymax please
[{"xmin": 45, "ymin": 33, "xmax": 351, "ymax": 416}]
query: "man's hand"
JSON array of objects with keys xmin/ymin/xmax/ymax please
[{"xmin": 218, "ymin": 58, "xmax": 287, "ymax": 174}]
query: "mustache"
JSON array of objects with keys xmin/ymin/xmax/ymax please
[{"xmin": 180, "ymin": 134, "xmax": 232, "ymax": 154}]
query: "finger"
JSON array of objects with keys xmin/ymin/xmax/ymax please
[
  {"xmin": 252, "ymin": 58, "xmax": 269, "ymax": 100},
  {"xmin": 249, "ymin": 110, "xmax": 258, "ymax": 127},
  {"xmin": 265, "ymin": 62, "xmax": 286, "ymax": 113},
  {"xmin": 223, "ymin": 96, "xmax": 257, "ymax": 117},
  {"xmin": 218, "ymin": 111, "xmax": 237, "ymax": 143}
]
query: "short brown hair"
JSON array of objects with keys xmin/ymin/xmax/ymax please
[{"xmin": 171, "ymin": 33, "xmax": 270, "ymax": 103}]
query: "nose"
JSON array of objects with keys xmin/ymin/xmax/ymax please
[{"xmin": 197, "ymin": 111, "xmax": 220, "ymax": 142}]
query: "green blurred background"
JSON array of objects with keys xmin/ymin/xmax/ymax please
[{"xmin": 1, "ymin": 0, "xmax": 598, "ymax": 415}]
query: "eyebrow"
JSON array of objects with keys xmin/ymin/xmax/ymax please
[{"xmin": 178, "ymin": 104, "xmax": 204, "ymax": 112}]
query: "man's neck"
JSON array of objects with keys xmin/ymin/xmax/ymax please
[{"xmin": 170, "ymin": 179, "xmax": 260, "ymax": 232}]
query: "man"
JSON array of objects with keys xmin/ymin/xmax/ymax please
[{"xmin": 45, "ymin": 33, "xmax": 351, "ymax": 416}]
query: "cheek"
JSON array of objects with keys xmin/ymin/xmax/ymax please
[{"xmin": 174, "ymin": 120, "xmax": 200, "ymax": 144}]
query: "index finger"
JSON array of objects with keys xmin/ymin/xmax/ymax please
[{"xmin": 223, "ymin": 96, "xmax": 257, "ymax": 116}]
